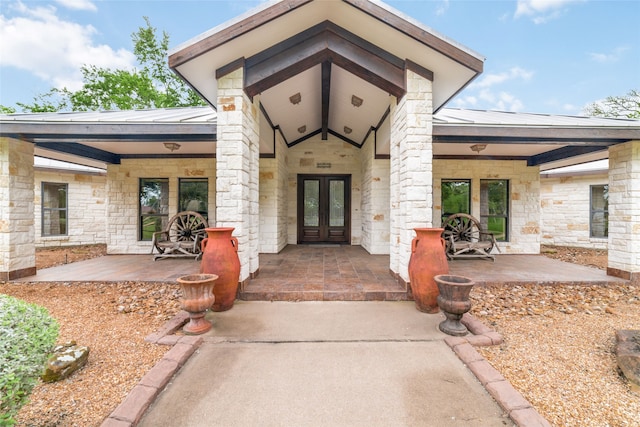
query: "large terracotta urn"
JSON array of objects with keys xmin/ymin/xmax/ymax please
[
  {"xmin": 408, "ymin": 228, "xmax": 449, "ymax": 313},
  {"xmin": 176, "ymin": 273, "xmax": 218, "ymax": 335},
  {"xmin": 200, "ymin": 227, "xmax": 240, "ymax": 312}
]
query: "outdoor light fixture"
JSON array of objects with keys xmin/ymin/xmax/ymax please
[
  {"xmin": 298, "ymin": 125, "xmax": 307, "ymax": 134},
  {"xmin": 470, "ymin": 144, "xmax": 487, "ymax": 153},
  {"xmin": 164, "ymin": 142, "xmax": 181, "ymax": 152},
  {"xmin": 344, "ymin": 126, "xmax": 352, "ymax": 134},
  {"xmin": 290, "ymin": 92, "xmax": 301, "ymax": 105},
  {"xmin": 351, "ymin": 95, "xmax": 363, "ymax": 107}
]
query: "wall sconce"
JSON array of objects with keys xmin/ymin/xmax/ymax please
[
  {"xmin": 470, "ymin": 144, "xmax": 487, "ymax": 154},
  {"xmin": 164, "ymin": 142, "xmax": 181, "ymax": 152},
  {"xmin": 290, "ymin": 92, "xmax": 301, "ymax": 105},
  {"xmin": 351, "ymin": 95, "xmax": 363, "ymax": 107}
]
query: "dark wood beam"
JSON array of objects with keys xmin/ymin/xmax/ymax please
[
  {"xmin": 527, "ymin": 146, "xmax": 610, "ymax": 166},
  {"xmin": 35, "ymin": 142, "xmax": 121, "ymax": 164},
  {"xmin": 321, "ymin": 61, "xmax": 331, "ymax": 140},
  {"xmin": 433, "ymin": 135, "xmax": 623, "ymax": 146}
]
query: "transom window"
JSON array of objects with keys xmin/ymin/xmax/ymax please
[
  {"xmin": 590, "ymin": 185, "xmax": 608, "ymax": 238},
  {"xmin": 139, "ymin": 178, "xmax": 169, "ymax": 241},
  {"xmin": 42, "ymin": 182, "xmax": 68, "ymax": 236}
]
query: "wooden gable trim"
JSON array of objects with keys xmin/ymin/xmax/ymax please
[
  {"xmin": 405, "ymin": 59, "xmax": 434, "ymax": 82},
  {"xmin": 169, "ymin": 0, "xmax": 312, "ymax": 68},
  {"xmin": 216, "ymin": 57, "xmax": 246, "ymax": 80},
  {"xmin": 244, "ymin": 22, "xmax": 405, "ymax": 99},
  {"xmin": 341, "ymin": 0, "xmax": 483, "ymax": 73}
]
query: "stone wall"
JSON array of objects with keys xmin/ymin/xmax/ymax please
[
  {"xmin": 259, "ymin": 132, "xmax": 288, "ymax": 253},
  {"xmin": 34, "ymin": 168, "xmax": 107, "ymax": 247},
  {"xmin": 105, "ymin": 158, "xmax": 216, "ymax": 254},
  {"xmin": 433, "ymin": 159, "xmax": 541, "ymax": 254},
  {"xmin": 540, "ymin": 171, "xmax": 608, "ymax": 249},
  {"xmin": 607, "ymin": 140, "xmax": 640, "ymax": 281},
  {"xmin": 360, "ymin": 129, "xmax": 390, "ymax": 254},
  {"xmin": 286, "ymin": 135, "xmax": 363, "ymax": 245},
  {"xmin": 0, "ymin": 137, "xmax": 35, "ymax": 280}
]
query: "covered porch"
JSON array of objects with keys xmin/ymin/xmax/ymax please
[{"xmin": 13, "ymin": 245, "xmax": 627, "ymax": 302}]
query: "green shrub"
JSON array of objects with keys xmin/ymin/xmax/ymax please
[{"xmin": 0, "ymin": 295, "xmax": 59, "ymax": 426}]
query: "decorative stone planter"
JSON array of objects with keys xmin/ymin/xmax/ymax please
[
  {"xmin": 176, "ymin": 273, "xmax": 218, "ymax": 335},
  {"xmin": 200, "ymin": 227, "xmax": 241, "ymax": 312},
  {"xmin": 435, "ymin": 274, "xmax": 475, "ymax": 336},
  {"xmin": 408, "ymin": 228, "xmax": 449, "ymax": 313}
]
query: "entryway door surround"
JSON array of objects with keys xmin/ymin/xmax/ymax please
[{"xmin": 297, "ymin": 174, "xmax": 351, "ymax": 244}]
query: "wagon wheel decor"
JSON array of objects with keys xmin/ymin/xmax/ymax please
[
  {"xmin": 153, "ymin": 210, "xmax": 208, "ymax": 255},
  {"xmin": 441, "ymin": 213, "xmax": 496, "ymax": 258}
]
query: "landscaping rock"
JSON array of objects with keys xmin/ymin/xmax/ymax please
[
  {"xmin": 615, "ymin": 330, "xmax": 640, "ymax": 392},
  {"xmin": 41, "ymin": 341, "xmax": 90, "ymax": 383}
]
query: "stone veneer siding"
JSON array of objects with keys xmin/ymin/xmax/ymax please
[
  {"xmin": 286, "ymin": 135, "xmax": 363, "ymax": 245},
  {"xmin": 217, "ymin": 69, "xmax": 260, "ymax": 280},
  {"xmin": 390, "ymin": 71, "xmax": 433, "ymax": 282},
  {"xmin": 34, "ymin": 168, "xmax": 107, "ymax": 247},
  {"xmin": 259, "ymin": 132, "xmax": 289, "ymax": 253},
  {"xmin": 607, "ymin": 140, "xmax": 640, "ymax": 282},
  {"xmin": 360, "ymin": 129, "xmax": 390, "ymax": 254},
  {"xmin": 0, "ymin": 137, "xmax": 36, "ymax": 280},
  {"xmin": 540, "ymin": 171, "xmax": 608, "ymax": 249},
  {"xmin": 105, "ymin": 158, "xmax": 216, "ymax": 254},
  {"xmin": 433, "ymin": 159, "xmax": 541, "ymax": 254}
]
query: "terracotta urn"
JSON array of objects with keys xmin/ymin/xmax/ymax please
[
  {"xmin": 176, "ymin": 273, "xmax": 218, "ymax": 335},
  {"xmin": 200, "ymin": 227, "xmax": 241, "ymax": 311},
  {"xmin": 435, "ymin": 274, "xmax": 475, "ymax": 336},
  {"xmin": 408, "ymin": 228, "xmax": 449, "ymax": 313}
]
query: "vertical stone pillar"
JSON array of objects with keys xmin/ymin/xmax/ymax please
[
  {"xmin": 0, "ymin": 137, "xmax": 36, "ymax": 280},
  {"xmin": 608, "ymin": 140, "xmax": 640, "ymax": 283},
  {"xmin": 389, "ymin": 70, "xmax": 434, "ymax": 283},
  {"xmin": 216, "ymin": 68, "xmax": 260, "ymax": 283}
]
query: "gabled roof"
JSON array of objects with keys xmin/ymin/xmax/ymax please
[{"xmin": 168, "ymin": 0, "xmax": 484, "ymax": 147}]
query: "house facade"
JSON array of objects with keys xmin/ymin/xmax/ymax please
[{"xmin": 2, "ymin": 0, "xmax": 639, "ymax": 285}]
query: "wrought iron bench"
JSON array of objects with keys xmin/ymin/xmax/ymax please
[
  {"xmin": 441, "ymin": 213, "xmax": 499, "ymax": 261},
  {"xmin": 151, "ymin": 211, "xmax": 208, "ymax": 261}
]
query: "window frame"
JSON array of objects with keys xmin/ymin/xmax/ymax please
[
  {"xmin": 178, "ymin": 178, "xmax": 209, "ymax": 220},
  {"xmin": 139, "ymin": 178, "xmax": 169, "ymax": 241},
  {"xmin": 589, "ymin": 184, "xmax": 609, "ymax": 238},
  {"xmin": 479, "ymin": 179, "xmax": 509, "ymax": 242},
  {"xmin": 41, "ymin": 182, "xmax": 68, "ymax": 237},
  {"xmin": 440, "ymin": 179, "xmax": 472, "ymax": 224}
]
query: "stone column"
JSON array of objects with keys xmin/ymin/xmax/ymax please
[
  {"xmin": 608, "ymin": 140, "xmax": 640, "ymax": 283},
  {"xmin": 0, "ymin": 137, "xmax": 36, "ymax": 280},
  {"xmin": 389, "ymin": 70, "xmax": 434, "ymax": 283},
  {"xmin": 216, "ymin": 68, "xmax": 260, "ymax": 283}
]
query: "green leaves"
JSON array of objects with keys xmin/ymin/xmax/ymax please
[
  {"xmin": 17, "ymin": 17, "xmax": 206, "ymax": 113},
  {"xmin": 0, "ymin": 295, "xmax": 59, "ymax": 425}
]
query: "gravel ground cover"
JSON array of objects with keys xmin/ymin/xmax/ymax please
[{"xmin": 0, "ymin": 245, "xmax": 638, "ymax": 426}]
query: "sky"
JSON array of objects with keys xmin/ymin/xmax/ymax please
[{"xmin": 0, "ymin": 0, "xmax": 639, "ymax": 115}]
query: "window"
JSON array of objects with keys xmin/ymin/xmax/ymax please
[
  {"xmin": 480, "ymin": 180, "xmax": 509, "ymax": 241},
  {"xmin": 590, "ymin": 185, "xmax": 608, "ymax": 238},
  {"xmin": 42, "ymin": 182, "xmax": 68, "ymax": 236},
  {"xmin": 139, "ymin": 178, "xmax": 169, "ymax": 240},
  {"xmin": 441, "ymin": 179, "xmax": 471, "ymax": 223},
  {"xmin": 179, "ymin": 178, "xmax": 208, "ymax": 219}
]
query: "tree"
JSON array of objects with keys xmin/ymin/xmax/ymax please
[
  {"xmin": 583, "ymin": 89, "xmax": 640, "ymax": 119},
  {"xmin": 17, "ymin": 17, "xmax": 205, "ymax": 112},
  {"xmin": 0, "ymin": 105, "xmax": 16, "ymax": 114}
]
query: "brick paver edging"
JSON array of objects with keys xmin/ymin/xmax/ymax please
[
  {"xmin": 100, "ymin": 312, "xmax": 198, "ymax": 427},
  {"xmin": 447, "ymin": 313, "xmax": 552, "ymax": 427}
]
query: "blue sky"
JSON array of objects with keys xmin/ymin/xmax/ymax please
[{"xmin": 1, "ymin": 0, "xmax": 638, "ymax": 115}]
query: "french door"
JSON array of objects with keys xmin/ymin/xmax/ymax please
[{"xmin": 297, "ymin": 174, "xmax": 351, "ymax": 244}]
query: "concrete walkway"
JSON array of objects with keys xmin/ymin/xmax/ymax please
[{"xmin": 137, "ymin": 302, "xmax": 516, "ymax": 426}]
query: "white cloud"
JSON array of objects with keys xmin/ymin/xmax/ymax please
[
  {"xmin": 589, "ymin": 46, "xmax": 630, "ymax": 63},
  {"xmin": 435, "ymin": 0, "xmax": 449, "ymax": 16},
  {"xmin": 515, "ymin": 0, "xmax": 584, "ymax": 23},
  {"xmin": 0, "ymin": 2, "xmax": 134, "ymax": 91},
  {"xmin": 55, "ymin": 0, "xmax": 97, "ymax": 12},
  {"xmin": 453, "ymin": 67, "xmax": 532, "ymax": 112},
  {"xmin": 473, "ymin": 67, "xmax": 534, "ymax": 89}
]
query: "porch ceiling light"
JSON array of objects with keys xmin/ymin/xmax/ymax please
[
  {"xmin": 344, "ymin": 126, "xmax": 352, "ymax": 134},
  {"xmin": 164, "ymin": 142, "xmax": 181, "ymax": 152},
  {"xmin": 351, "ymin": 95, "xmax": 363, "ymax": 107},
  {"xmin": 289, "ymin": 92, "xmax": 302, "ymax": 105},
  {"xmin": 298, "ymin": 125, "xmax": 307, "ymax": 134},
  {"xmin": 470, "ymin": 144, "xmax": 487, "ymax": 153}
]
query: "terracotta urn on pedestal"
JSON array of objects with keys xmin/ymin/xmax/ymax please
[
  {"xmin": 200, "ymin": 227, "xmax": 241, "ymax": 312},
  {"xmin": 176, "ymin": 273, "xmax": 218, "ymax": 335},
  {"xmin": 408, "ymin": 228, "xmax": 449, "ymax": 313},
  {"xmin": 435, "ymin": 274, "xmax": 475, "ymax": 336}
]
